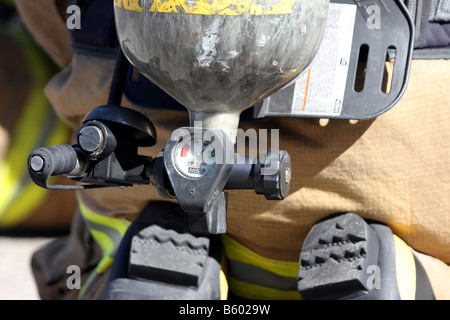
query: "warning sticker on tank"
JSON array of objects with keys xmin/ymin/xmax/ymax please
[
  {"xmin": 114, "ymin": 0, "xmax": 143, "ymax": 12},
  {"xmin": 115, "ymin": 0, "xmax": 297, "ymax": 15},
  {"xmin": 149, "ymin": 0, "xmax": 296, "ymax": 15},
  {"xmin": 291, "ymin": 3, "xmax": 356, "ymax": 117}
]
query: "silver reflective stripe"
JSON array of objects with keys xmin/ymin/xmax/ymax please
[{"xmin": 227, "ymin": 259, "xmax": 297, "ymax": 291}]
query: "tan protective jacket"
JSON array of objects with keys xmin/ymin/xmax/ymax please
[{"xmin": 14, "ymin": 0, "xmax": 450, "ymax": 299}]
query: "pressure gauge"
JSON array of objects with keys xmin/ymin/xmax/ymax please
[{"xmin": 173, "ymin": 136, "xmax": 216, "ymax": 179}]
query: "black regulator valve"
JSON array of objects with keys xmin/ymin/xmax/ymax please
[
  {"xmin": 28, "ymin": 105, "xmax": 157, "ymax": 190},
  {"xmin": 150, "ymin": 127, "xmax": 292, "ymax": 235}
]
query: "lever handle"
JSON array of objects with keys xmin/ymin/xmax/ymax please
[{"xmin": 28, "ymin": 144, "xmax": 88, "ymax": 190}]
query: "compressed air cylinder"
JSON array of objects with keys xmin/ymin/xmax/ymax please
[{"xmin": 114, "ymin": 0, "xmax": 329, "ymax": 134}]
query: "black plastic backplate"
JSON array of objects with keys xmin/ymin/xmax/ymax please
[{"xmin": 255, "ymin": 0, "xmax": 415, "ymax": 120}]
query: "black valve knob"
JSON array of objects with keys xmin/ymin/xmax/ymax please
[
  {"xmin": 254, "ymin": 150, "xmax": 291, "ymax": 200},
  {"xmin": 219, "ymin": 150, "xmax": 292, "ymax": 200},
  {"xmin": 77, "ymin": 121, "xmax": 117, "ymax": 160}
]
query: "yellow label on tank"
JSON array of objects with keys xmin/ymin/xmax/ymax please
[
  {"xmin": 114, "ymin": 0, "xmax": 143, "ymax": 12},
  {"xmin": 115, "ymin": 0, "xmax": 297, "ymax": 15}
]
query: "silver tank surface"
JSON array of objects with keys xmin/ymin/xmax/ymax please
[{"xmin": 114, "ymin": 0, "xmax": 329, "ymax": 137}]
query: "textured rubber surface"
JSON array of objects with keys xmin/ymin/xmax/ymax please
[
  {"xmin": 104, "ymin": 201, "xmax": 222, "ymax": 300},
  {"xmin": 298, "ymin": 213, "xmax": 380, "ymax": 299},
  {"xmin": 129, "ymin": 225, "xmax": 209, "ymax": 286}
]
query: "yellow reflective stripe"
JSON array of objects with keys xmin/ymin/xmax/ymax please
[
  {"xmin": 0, "ymin": 27, "xmax": 70, "ymax": 227},
  {"xmin": 222, "ymin": 235, "xmax": 299, "ymax": 278},
  {"xmin": 222, "ymin": 235, "xmax": 301, "ymax": 299},
  {"xmin": 78, "ymin": 199, "xmax": 131, "ymax": 299},
  {"xmin": 78, "ymin": 197, "xmax": 131, "ymax": 270},
  {"xmin": 78, "ymin": 198, "xmax": 131, "ymax": 241},
  {"xmin": 0, "ymin": 70, "xmax": 48, "ymax": 217},
  {"xmin": 0, "ymin": 118, "xmax": 70, "ymax": 227},
  {"xmin": 0, "ymin": 179, "xmax": 50, "ymax": 227},
  {"xmin": 393, "ymin": 235, "xmax": 416, "ymax": 300},
  {"xmin": 89, "ymin": 229, "xmax": 115, "ymax": 273},
  {"xmin": 115, "ymin": 0, "xmax": 297, "ymax": 15},
  {"xmin": 228, "ymin": 276, "xmax": 300, "ymax": 300},
  {"xmin": 220, "ymin": 270, "xmax": 229, "ymax": 300},
  {"xmin": 114, "ymin": 0, "xmax": 143, "ymax": 12}
]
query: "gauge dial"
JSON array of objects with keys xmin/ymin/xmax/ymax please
[{"xmin": 173, "ymin": 137, "xmax": 216, "ymax": 179}]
